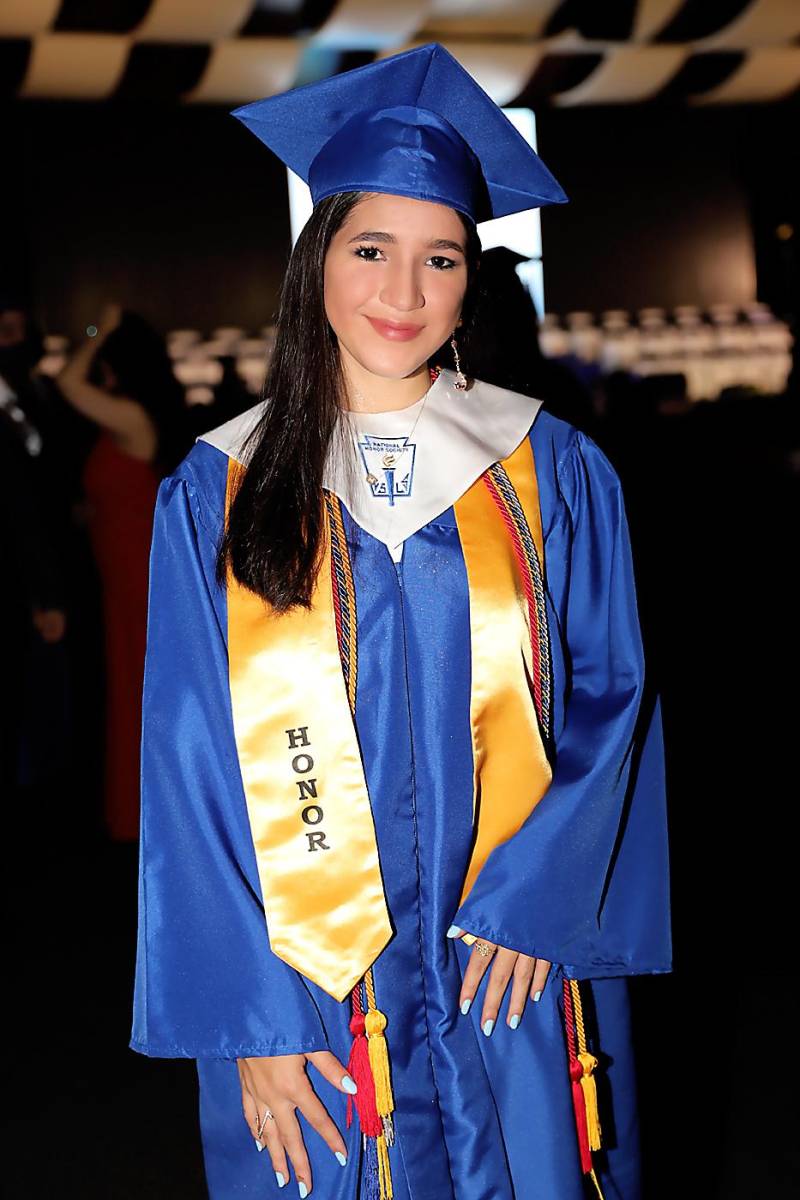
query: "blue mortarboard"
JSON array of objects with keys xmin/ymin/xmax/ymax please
[{"xmin": 231, "ymin": 43, "xmax": 567, "ymax": 224}]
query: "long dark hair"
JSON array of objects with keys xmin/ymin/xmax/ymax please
[
  {"xmin": 90, "ymin": 311, "xmax": 189, "ymax": 474},
  {"xmin": 218, "ymin": 191, "xmax": 482, "ymax": 611}
]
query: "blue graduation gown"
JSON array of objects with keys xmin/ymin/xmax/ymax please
[{"xmin": 132, "ymin": 404, "xmax": 671, "ymax": 1199}]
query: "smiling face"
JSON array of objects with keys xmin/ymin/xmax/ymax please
[{"xmin": 323, "ymin": 192, "xmax": 470, "ymax": 383}]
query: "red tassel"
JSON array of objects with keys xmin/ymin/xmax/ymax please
[
  {"xmin": 563, "ymin": 979, "xmax": 593, "ymax": 1175},
  {"xmin": 569, "ymin": 1056, "xmax": 593, "ymax": 1173},
  {"xmin": 346, "ymin": 1009, "xmax": 382, "ymax": 1137}
]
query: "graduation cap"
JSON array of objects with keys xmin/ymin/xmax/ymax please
[{"xmin": 231, "ymin": 42, "xmax": 567, "ymax": 224}]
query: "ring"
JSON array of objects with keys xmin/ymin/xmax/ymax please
[
  {"xmin": 257, "ymin": 1108, "xmax": 275, "ymax": 1138},
  {"xmin": 473, "ymin": 939, "xmax": 494, "ymax": 958}
]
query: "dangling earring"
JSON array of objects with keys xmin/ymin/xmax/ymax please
[{"xmin": 450, "ymin": 333, "xmax": 468, "ymax": 390}]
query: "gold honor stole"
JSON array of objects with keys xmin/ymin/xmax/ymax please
[{"xmin": 225, "ymin": 434, "xmax": 552, "ymax": 1003}]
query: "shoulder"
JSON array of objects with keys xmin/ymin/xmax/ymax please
[
  {"xmin": 157, "ymin": 400, "xmax": 266, "ymax": 536},
  {"xmin": 468, "ymin": 374, "xmax": 587, "ymax": 478},
  {"xmin": 197, "ymin": 399, "xmax": 266, "ymax": 462},
  {"xmin": 470, "ymin": 377, "xmax": 625, "ymax": 522}
]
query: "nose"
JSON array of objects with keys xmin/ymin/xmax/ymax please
[{"xmin": 378, "ymin": 259, "xmax": 425, "ymax": 314}]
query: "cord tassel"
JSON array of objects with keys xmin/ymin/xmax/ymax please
[
  {"xmin": 346, "ymin": 1012, "xmax": 381, "ymax": 1135},
  {"xmin": 365, "ymin": 1006, "xmax": 395, "ymax": 1145},
  {"xmin": 364, "ymin": 969, "xmax": 396, "ymax": 1146},
  {"xmin": 563, "ymin": 979, "xmax": 606, "ymax": 1198},
  {"xmin": 346, "ymin": 987, "xmax": 382, "ymax": 1136},
  {"xmin": 569, "ymin": 1057, "xmax": 593, "ymax": 1173},
  {"xmin": 578, "ymin": 1052, "xmax": 602, "ymax": 1151}
]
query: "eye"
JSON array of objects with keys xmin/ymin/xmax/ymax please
[
  {"xmin": 354, "ymin": 245, "xmax": 385, "ymax": 262},
  {"xmin": 427, "ymin": 255, "xmax": 458, "ymax": 271}
]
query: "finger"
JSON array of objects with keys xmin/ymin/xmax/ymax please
[
  {"xmin": 304, "ymin": 1050, "xmax": 358, "ymax": 1096},
  {"xmin": 241, "ymin": 1086, "xmax": 266, "ymax": 1152},
  {"xmin": 530, "ymin": 959, "xmax": 552, "ymax": 1003},
  {"xmin": 458, "ymin": 938, "xmax": 497, "ymax": 1015},
  {"xmin": 506, "ymin": 953, "xmax": 536, "ymax": 1029},
  {"xmin": 479, "ymin": 948, "xmax": 518, "ymax": 1035},
  {"xmin": 296, "ymin": 1086, "xmax": 349, "ymax": 1166},
  {"xmin": 279, "ymin": 1107, "xmax": 313, "ymax": 1197},
  {"xmin": 260, "ymin": 1113, "xmax": 291, "ymax": 1190}
]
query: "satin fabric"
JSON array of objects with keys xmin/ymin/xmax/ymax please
[
  {"xmin": 225, "ymin": 462, "xmax": 393, "ymax": 1003},
  {"xmin": 454, "ymin": 436, "xmax": 552, "ymax": 906},
  {"xmin": 132, "ymin": 407, "xmax": 671, "ymax": 1199},
  {"xmin": 231, "ymin": 44, "xmax": 567, "ymax": 225}
]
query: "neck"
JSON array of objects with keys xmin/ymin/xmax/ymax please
[{"xmin": 340, "ymin": 349, "xmax": 430, "ymax": 414}]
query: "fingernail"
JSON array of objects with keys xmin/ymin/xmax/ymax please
[
  {"xmin": 533, "ymin": 990, "xmax": 542, "ymax": 1003},
  {"xmin": 482, "ymin": 1018, "xmax": 494, "ymax": 1036},
  {"xmin": 341, "ymin": 1074, "xmax": 358, "ymax": 1094},
  {"xmin": 255, "ymin": 1137, "xmax": 264, "ymax": 1151},
  {"xmin": 460, "ymin": 998, "xmax": 471, "ymax": 1015},
  {"xmin": 276, "ymin": 1172, "xmax": 286, "ymax": 1187},
  {"xmin": 509, "ymin": 1014, "xmax": 520, "ymax": 1029},
  {"xmin": 298, "ymin": 1184, "xmax": 308, "ymax": 1198},
  {"xmin": 446, "ymin": 924, "xmax": 463, "ymax": 938},
  {"xmin": 335, "ymin": 1151, "xmax": 347, "ymax": 1166}
]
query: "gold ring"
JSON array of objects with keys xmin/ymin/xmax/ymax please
[
  {"xmin": 257, "ymin": 1108, "xmax": 274, "ymax": 1138},
  {"xmin": 473, "ymin": 939, "xmax": 494, "ymax": 958}
]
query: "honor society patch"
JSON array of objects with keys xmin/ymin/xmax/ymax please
[{"xmin": 359, "ymin": 434, "xmax": 416, "ymax": 507}]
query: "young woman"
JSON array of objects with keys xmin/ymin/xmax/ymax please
[
  {"xmin": 132, "ymin": 45, "xmax": 670, "ymax": 1200},
  {"xmin": 58, "ymin": 305, "xmax": 187, "ymax": 839}
]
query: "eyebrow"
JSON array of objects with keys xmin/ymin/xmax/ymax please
[{"xmin": 347, "ymin": 230, "xmax": 465, "ymax": 254}]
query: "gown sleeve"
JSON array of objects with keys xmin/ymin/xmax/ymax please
[
  {"xmin": 451, "ymin": 430, "xmax": 671, "ymax": 979},
  {"xmin": 131, "ymin": 464, "xmax": 330, "ymax": 1058}
]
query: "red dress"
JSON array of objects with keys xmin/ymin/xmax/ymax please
[{"xmin": 83, "ymin": 433, "xmax": 160, "ymax": 840}]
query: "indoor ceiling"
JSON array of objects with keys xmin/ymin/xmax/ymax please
[{"xmin": 1, "ymin": 0, "xmax": 798, "ymax": 105}]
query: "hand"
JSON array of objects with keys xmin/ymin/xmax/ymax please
[
  {"xmin": 448, "ymin": 927, "xmax": 551, "ymax": 1035},
  {"xmin": 97, "ymin": 302, "xmax": 123, "ymax": 335},
  {"xmin": 237, "ymin": 1050, "xmax": 356, "ymax": 1194}
]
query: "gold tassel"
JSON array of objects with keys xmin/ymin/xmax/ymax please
[
  {"xmin": 365, "ymin": 1006, "xmax": 395, "ymax": 1139},
  {"xmin": 364, "ymin": 970, "xmax": 396, "ymax": 1141},
  {"xmin": 363, "ymin": 968, "xmax": 396, "ymax": 1199},
  {"xmin": 577, "ymin": 1052, "xmax": 602, "ymax": 1152},
  {"xmin": 376, "ymin": 1134, "xmax": 393, "ymax": 1199},
  {"xmin": 569, "ymin": 979, "xmax": 605, "ymax": 1198}
]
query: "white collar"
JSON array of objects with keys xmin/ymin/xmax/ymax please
[{"xmin": 198, "ymin": 369, "xmax": 542, "ymax": 549}]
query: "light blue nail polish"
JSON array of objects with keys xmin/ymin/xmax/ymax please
[
  {"xmin": 460, "ymin": 998, "xmax": 471, "ymax": 1015},
  {"xmin": 298, "ymin": 1183, "xmax": 308, "ymax": 1198},
  {"xmin": 341, "ymin": 1074, "xmax": 358, "ymax": 1095},
  {"xmin": 276, "ymin": 1172, "xmax": 286, "ymax": 1188},
  {"xmin": 446, "ymin": 924, "xmax": 463, "ymax": 938},
  {"xmin": 335, "ymin": 1151, "xmax": 347, "ymax": 1167},
  {"xmin": 255, "ymin": 1137, "xmax": 264, "ymax": 1151},
  {"xmin": 510, "ymin": 1014, "xmax": 520, "ymax": 1029},
  {"xmin": 533, "ymin": 990, "xmax": 542, "ymax": 1003},
  {"xmin": 482, "ymin": 1018, "xmax": 494, "ymax": 1036}
]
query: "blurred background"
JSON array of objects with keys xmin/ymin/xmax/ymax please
[{"xmin": 2, "ymin": 2, "xmax": 798, "ymax": 1197}]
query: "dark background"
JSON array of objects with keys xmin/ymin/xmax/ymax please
[
  {"xmin": 4, "ymin": 96, "xmax": 796, "ymax": 336},
  {"xmin": 4, "ymin": 85, "xmax": 799, "ymax": 1200}
]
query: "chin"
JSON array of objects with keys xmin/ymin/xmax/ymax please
[{"xmin": 349, "ymin": 343, "xmax": 438, "ymax": 381}]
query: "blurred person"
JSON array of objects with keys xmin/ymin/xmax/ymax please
[
  {"xmin": 57, "ymin": 304, "xmax": 187, "ymax": 841},
  {"xmin": 461, "ymin": 246, "xmax": 597, "ymax": 434},
  {"xmin": 0, "ymin": 297, "xmax": 71, "ymax": 794},
  {"xmin": 0, "ymin": 379, "xmax": 67, "ymax": 789},
  {"xmin": 132, "ymin": 45, "xmax": 670, "ymax": 1200}
]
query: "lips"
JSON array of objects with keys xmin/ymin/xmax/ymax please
[{"xmin": 365, "ymin": 316, "xmax": 424, "ymax": 342}]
